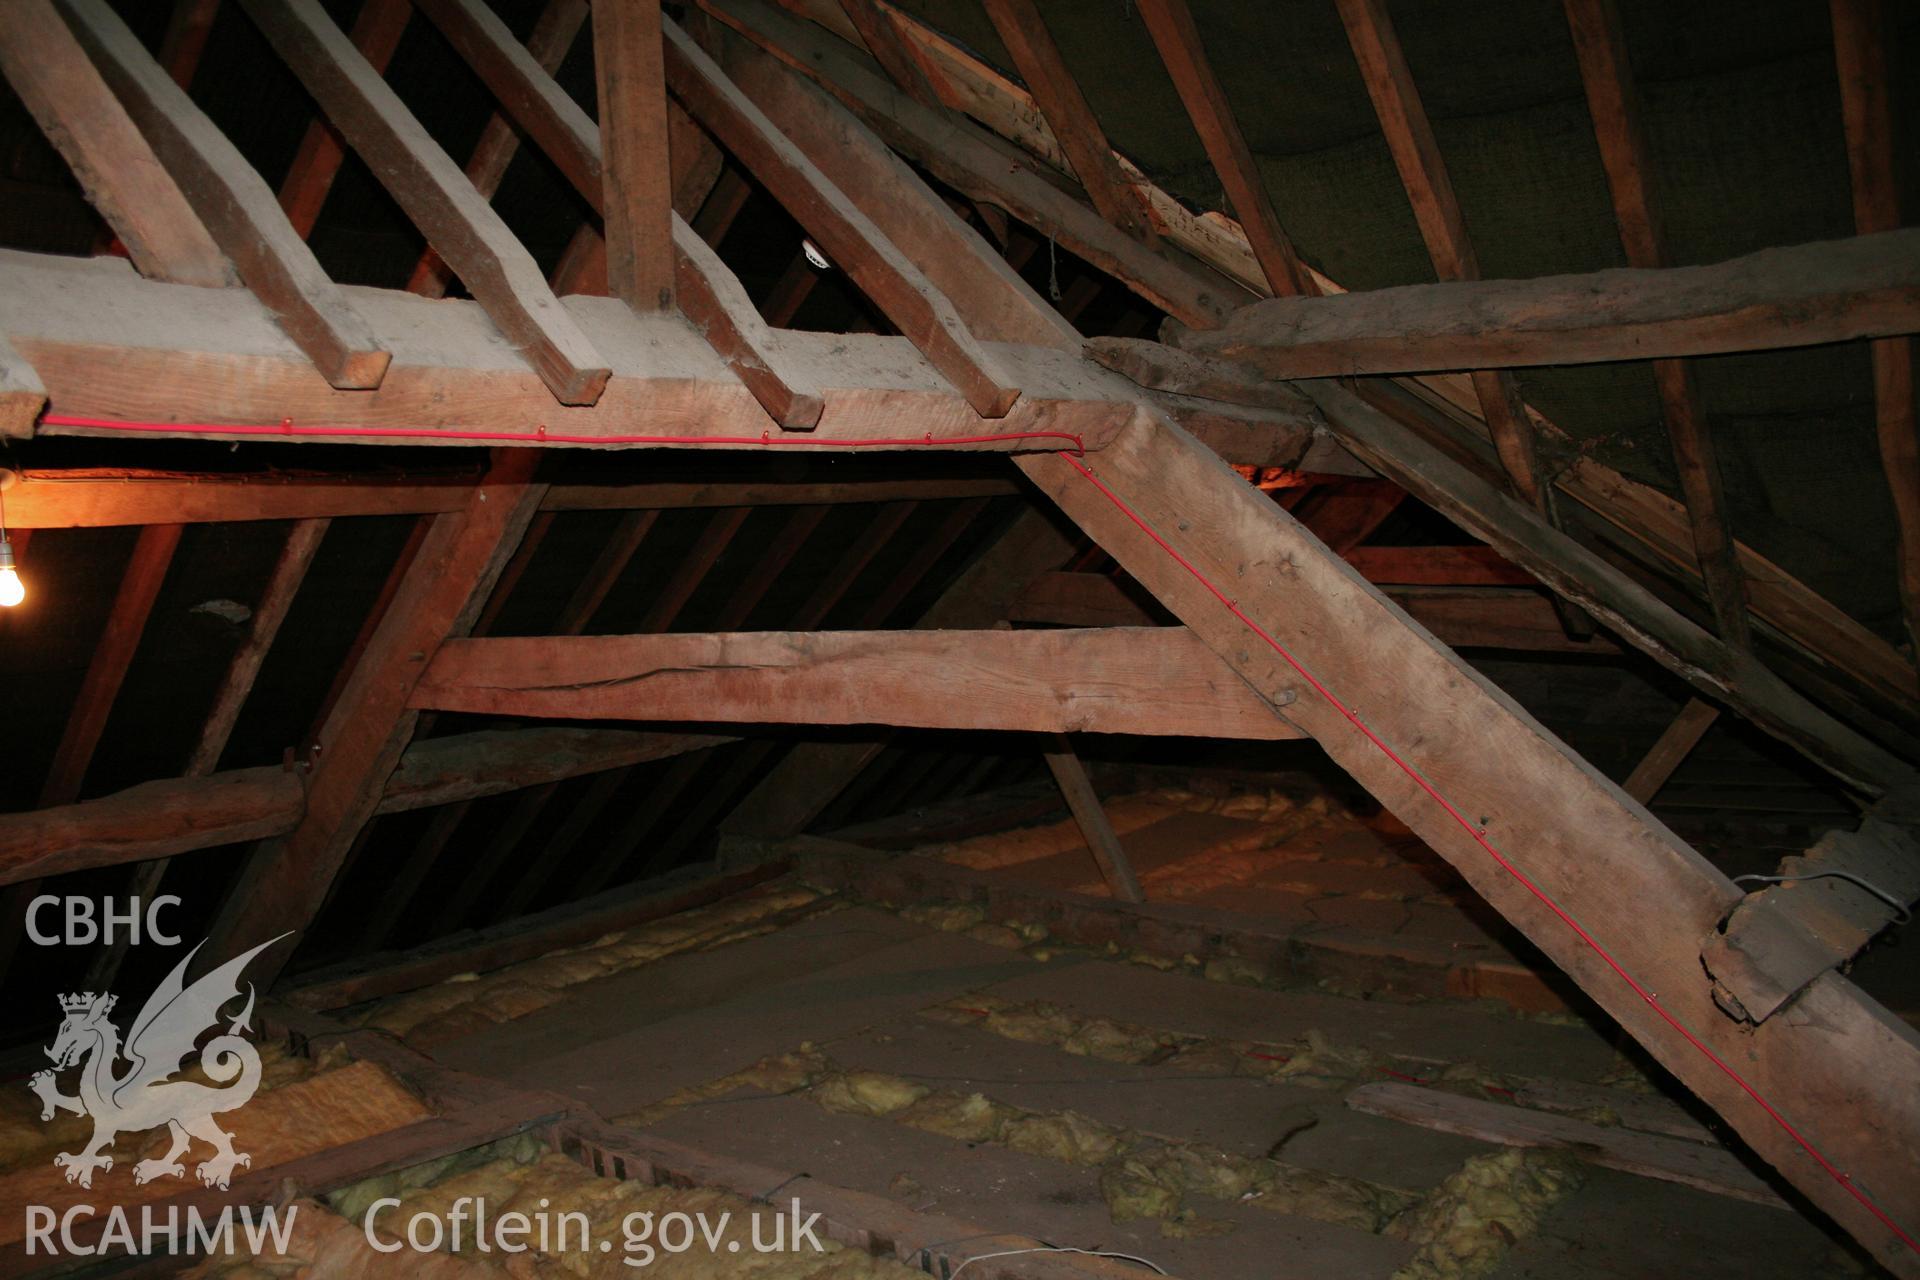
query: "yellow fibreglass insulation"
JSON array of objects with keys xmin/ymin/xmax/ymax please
[
  {"xmin": 355, "ymin": 887, "xmax": 825, "ymax": 1046},
  {"xmin": 0, "ymin": 1047, "xmax": 430, "ymax": 1248}
]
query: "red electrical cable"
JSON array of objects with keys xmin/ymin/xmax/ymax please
[
  {"xmin": 37, "ymin": 413, "xmax": 1085, "ymax": 455},
  {"xmin": 1054, "ymin": 449, "xmax": 1918, "ymax": 1256}
]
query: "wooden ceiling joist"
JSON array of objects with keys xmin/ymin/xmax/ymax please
[
  {"xmin": 0, "ymin": 0, "xmax": 233, "ymax": 289},
  {"xmin": 413, "ymin": 0, "xmax": 823, "ymax": 429},
  {"xmin": 236, "ymin": 0, "xmax": 612, "ymax": 405},
  {"xmin": 833, "ymin": 0, "xmax": 943, "ymax": 109},
  {"xmin": 0, "ymin": 252, "xmax": 1128, "ymax": 451},
  {"xmin": 412, "ymin": 628, "xmax": 1305, "ymax": 741},
  {"xmin": 60, "ymin": 0, "xmax": 393, "ymax": 390}
]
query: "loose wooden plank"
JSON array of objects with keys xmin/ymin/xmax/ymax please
[
  {"xmin": 237, "ymin": 0, "xmax": 612, "ymax": 404},
  {"xmin": 415, "ymin": 627, "xmax": 1303, "ymax": 740},
  {"xmin": 59, "ymin": 0, "xmax": 391, "ymax": 389},
  {"xmin": 1346, "ymin": 1081, "xmax": 1787, "ymax": 1207},
  {"xmin": 1622, "ymin": 698, "xmax": 1720, "ymax": 804},
  {"xmin": 978, "ymin": 0, "xmax": 1155, "ymax": 244},
  {"xmin": 1564, "ymin": 0, "xmax": 1747, "ymax": 647},
  {"xmin": 1135, "ymin": 0, "xmax": 1313, "ymax": 296},
  {"xmin": 591, "ymin": 0, "xmax": 674, "ymax": 309},
  {"xmin": 413, "ymin": 0, "xmax": 824, "ymax": 429},
  {"xmin": 1165, "ymin": 229, "xmax": 1920, "ymax": 378},
  {"xmin": 662, "ymin": 19, "xmax": 1023, "ymax": 417},
  {"xmin": 1831, "ymin": 0, "xmax": 1920, "ymax": 659},
  {"xmin": 0, "ymin": 251, "xmax": 1129, "ymax": 452},
  {"xmin": 0, "ymin": 0, "xmax": 231, "ymax": 287},
  {"xmin": 205, "ymin": 452, "xmax": 546, "ymax": 986}
]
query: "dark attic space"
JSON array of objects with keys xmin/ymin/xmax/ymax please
[{"xmin": 0, "ymin": 0, "xmax": 1917, "ymax": 1276}]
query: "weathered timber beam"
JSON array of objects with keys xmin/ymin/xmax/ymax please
[
  {"xmin": 591, "ymin": 0, "xmax": 674, "ymax": 309},
  {"xmin": 1162, "ymin": 229, "xmax": 1920, "ymax": 379},
  {"xmin": 1622, "ymin": 697, "xmax": 1720, "ymax": 804},
  {"xmin": 701, "ymin": 0, "xmax": 1241, "ymax": 330},
  {"xmin": 1009, "ymin": 571, "xmax": 1619, "ymax": 655},
  {"xmin": 0, "ymin": 251, "xmax": 1128, "ymax": 451},
  {"xmin": 1018, "ymin": 418, "xmax": 1920, "ymax": 1272},
  {"xmin": 978, "ymin": 0, "xmax": 1155, "ymax": 244},
  {"xmin": 206, "ymin": 452, "xmax": 545, "ymax": 987},
  {"xmin": 662, "ymin": 19, "xmax": 1020, "ymax": 417},
  {"xmin": 236, "ymin": 0, "xmax": 611, "ymax": 405},
  {"xmin": 411, "ymin": 0, "xmax": 822, "ymax": 428},
  {"xmin": 1135, "ymin": 0, "xmax": 1313, "ymax": 298},
  {"xmin": 1564, "ymin": 0, "xmax": 1748, "ymax": 648},
  {"xmin": 1342, "ymin": 545, "xmax": 1536, "ymax": 587},
  {"xmin": 411, "ymin": 0, "xmax": 591, "ymax": 297},
  {"xmin": 0, "ymin": 726, "xmax": 715, "ymax": 887},
  {"xmin": 725, "ymin": 40, "xmax": 1920, "ymax": 1256},
  {"xmin": 0, "ymin": 0, "xmax": 231, "ymax": 288},
  {"xmin": 833, "ymin": 0, "xmax": 942, "ymax": 108},
  {"xmin": 715, "ymin": 0, "xmax": 1911, "ymax": 722},
  {"xmin": 413, "ymin": 628, "xmax": 1303, "ymax": 741},
  {"xmin": 59, "ymin": 0, "xmax": 391, "ymax": 390},
  {"xmin": 83, "ymin": 516, "xmax": 332, "ymax": 991},
  {"xmin": 1303, "ymin": 382, "xmax": 1905, "ymax": 791},
  {"xmin": 276, "ymin": 0, "xmax": 412, "ymax": 239}
]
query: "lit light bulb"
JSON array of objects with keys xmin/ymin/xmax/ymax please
[{"xmin": 0, "ymin": 537, "xmax": 23, "ymax": 607}]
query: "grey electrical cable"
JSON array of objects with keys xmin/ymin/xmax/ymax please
[
  {"xmin": 1732, "ymin": 870, "xmax": 1912, "ymax": 925},
  {"xmin": 948, "ymin": 1245, "xmax": 1167, "ymax": 1277}
]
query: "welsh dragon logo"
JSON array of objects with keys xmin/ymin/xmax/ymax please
[{"xmin": 28, "ymin": 935, "xmax": 286, "ymax": 1191}]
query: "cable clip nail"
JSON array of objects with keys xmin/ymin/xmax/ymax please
[
  {"xmin": 280, "ymin": 417, "xmax": 294, "ymax": 435},
  {"xmin": 761, "ymin": 430, "xmax": 771, "ymax": 445}
]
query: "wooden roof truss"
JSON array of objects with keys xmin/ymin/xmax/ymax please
[{"xmin": 0, "ymin": 0, "xmax": 1917, "ymax": 1269}]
